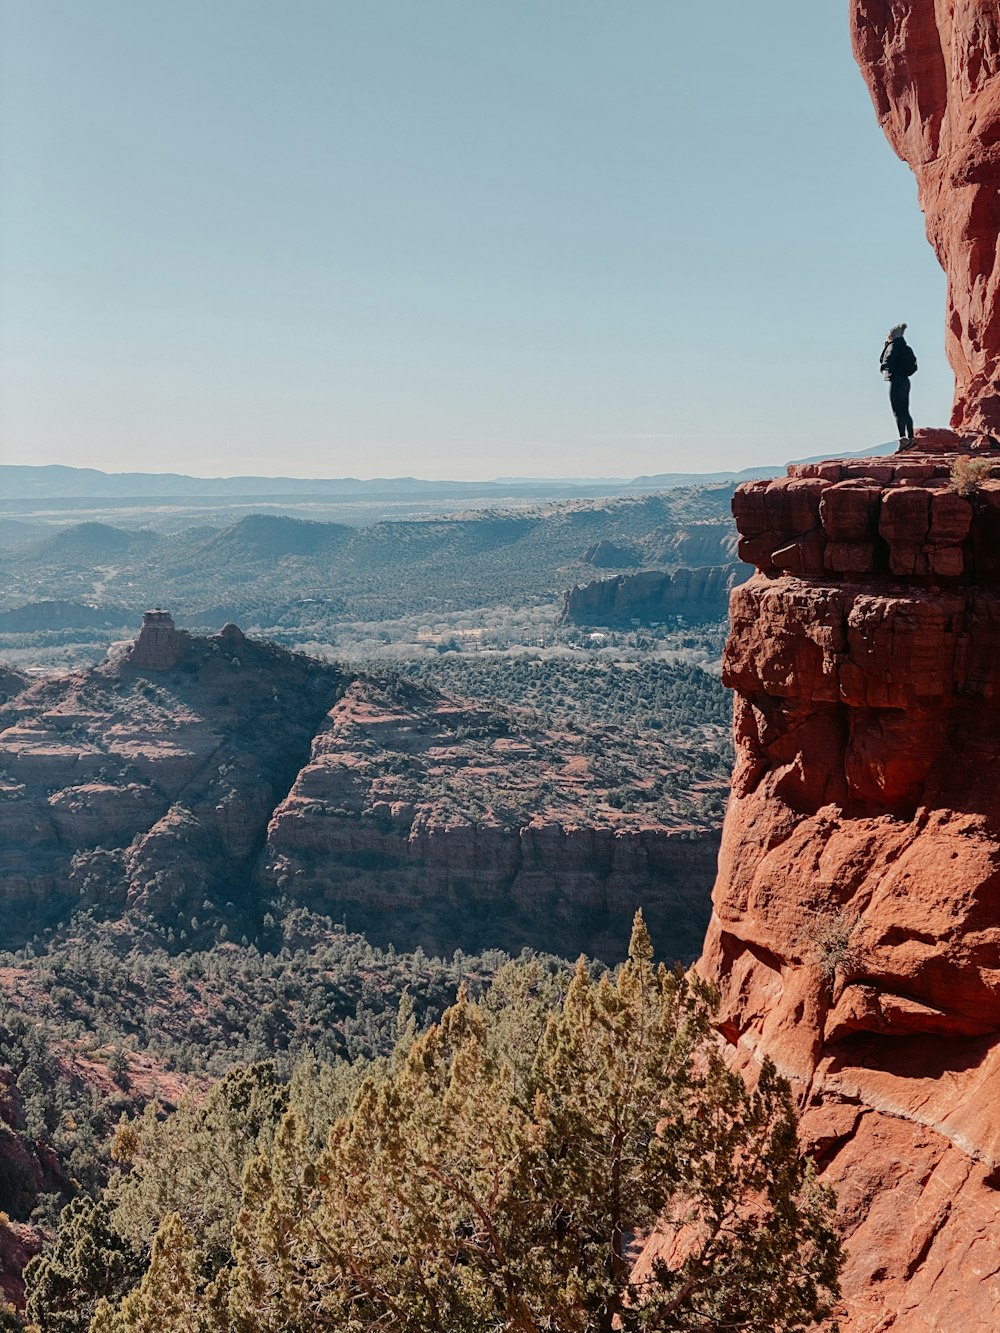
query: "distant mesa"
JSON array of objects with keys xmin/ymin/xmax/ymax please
[
  {"xmin": 36, "ymin": 521, "xmax": 157, "ymax": 560},
  {"xmin": 562, "ymin": 564, "xmax": 750, "ymax": 628},
  {"xmin": 0, "ymin": 601, "xmax": 137, "ymax": 633},
  {"xmin": 201, "ymin": 513, "xmax": 348, "ymax": 560}
]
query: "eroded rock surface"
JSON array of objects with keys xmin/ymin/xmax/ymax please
[
  {"xmin": 638, "ymin": 453, "xmax": 1000, "ymax": 1330},
  {"xmin": 264, "ymin": 677, "xmax": 719, "ymax": 960},
  {"xmin": 0, "ymin": 626, "xmax": 721, "ymax": 962},
  {"xmin": 852, "ymin": 1, "xmax": 1000, "ymax": 433},
  {"xmin": 0, "ymin": 626, "xmax": 343, "ymax": 937}
]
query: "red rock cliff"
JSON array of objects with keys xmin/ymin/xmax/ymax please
[
  {"xmin": 638, "ymin": 452, "xmax": 1000, "ymax": 1330},
  {"xmin": 851, "ymin": 1, "xmax": 1000, "ymax": 434},
  {"xmin": 263, "ymin": 678, "xmax": 720, "ymax": 962}
]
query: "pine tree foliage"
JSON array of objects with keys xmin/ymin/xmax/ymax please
[
  {"xmin": 88, "ymin": 1214, "xmax": 214, "ymax": 1333},
  {"xmin": 26, "ymin": 916, "xmax": 842, "ymax": 1332},
  {"xmin": 107, "ymin": 1062, "xmax": 287, "ymax": 1273},
  {"xmin": 0, "ymin": 1302, "xmax": 25, "ymax": 1333},
  {"xmin": 21, "ymin": 1197, "xmax": 140, "ymax": 1333}
]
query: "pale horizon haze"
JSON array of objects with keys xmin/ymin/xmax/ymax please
[{"xmin": 1, "ymin": 1, "xmax": 954, "ymax": 482}]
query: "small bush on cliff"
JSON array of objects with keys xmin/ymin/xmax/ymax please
[
  {"xmin": 808, "ymin": 912, "xmax": 861, "ymax": 983},
  {"xmin": 949, "ymin": 455, "xmax": 991, "ymax": 497},
  {"xmin": 84, "ymin": 916, "xmax": 842, "ymax": 1333},
  {"xmin": 0, "ymin": 1301, "xmax": 24, "ymax": 1333}
]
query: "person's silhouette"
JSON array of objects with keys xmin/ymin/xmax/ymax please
[{"xmin": 880, "ymin": 323, "xmax": 917, "ymax": 442}]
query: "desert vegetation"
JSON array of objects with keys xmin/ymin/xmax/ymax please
[
  {"xmin": 948, "ymin": 454, "xmax": 992, "ymax": 496},
  {"xmin": 11, "ymin": 918, "xmax": 842, "ymax": 1333},
  {"xmin": 0, "ymin": 481, "xmax": 757, "ymax": 1325}
]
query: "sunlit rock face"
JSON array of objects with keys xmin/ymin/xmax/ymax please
[
  {"xmin": 636, "ymin": 454, "xmax": 1000, "ymax": 1330},
  {"xmin": 851, "ymin": 1, "xmax": 1000, "ymax": 434}
]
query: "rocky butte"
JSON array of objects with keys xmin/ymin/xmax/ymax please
[
  {"xmin": 851, "ymin": 0, "xmax": 1000, "ymax": 435},
  {"xmin": 637, "ymin": 449, "xmax": 1000, "ymax": 1328},
  {"xmin": 0, "ymin": 618, "xmax": 720, "ymax": 964}
]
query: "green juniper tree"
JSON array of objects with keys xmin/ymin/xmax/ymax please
[
  {"xmin": 86, "ymin": 914, "xmax": 840, "ymax": 1332},
  {"xmin": 21, "ymin": 1198, "xmax": 140, "ymax": 1333}
]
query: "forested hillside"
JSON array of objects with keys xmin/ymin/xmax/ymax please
[
  {"xmin": 3, "ymin": 918, "xmax": 841, "ymax": 1332},
  {"xmin": 0, "ymin": 486, "xmax": 739, "ymax": 625}
]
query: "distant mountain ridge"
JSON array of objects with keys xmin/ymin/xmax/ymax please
[
  {"xmin": 0, "ymin": 444, "xmax": 899, "ymax": 502},
  {"xmin": 0, "ymin": 488, "xmax": 744, "ymax": 621}
]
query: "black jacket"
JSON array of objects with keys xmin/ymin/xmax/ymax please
[{"xmin": 880, "ymin": 337, "xmax": 917, "ymax": 380}]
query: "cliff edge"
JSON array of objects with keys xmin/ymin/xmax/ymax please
[{"xmin": 638, "ymin": 450, "xmax": 1000, "ymax": 1330}]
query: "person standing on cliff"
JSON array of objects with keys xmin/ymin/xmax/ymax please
[{"xmin": 880, "ymin": 322, "xmax": 917, "ymax": 443}]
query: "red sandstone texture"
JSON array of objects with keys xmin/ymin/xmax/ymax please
[
  {"xmin": 0, "ymin": 1217, "xmax": 41, "ymax": 1308},
  {"xmin": 264, "ymin": 678, "xmax": 720, "ymax": 961},
  {"xmin": 636, "ymin": 455, "xmax": 1000, "ymax": 1328},
  {"xmin": 0, "ymin": 627, "xmax": 721, "ymax": 963},
  {"xmin": 0, "ymin": 629, "xmax": 341, "ymax": 933},
  {"xmin": 128, "ymin": 609, "xmax": 185, "ymax": 670},
  {"xmin": 851, "ymin": 1, "xmax": 1000, "ymax": 434}
]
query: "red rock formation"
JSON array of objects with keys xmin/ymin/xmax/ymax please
[
  {"xmin": 851, "ymin": 1, "xmax": 1000, "ymax": 434},
  {"xmin": 0, "ymin": 630, "xmax": 342, "ymax": 934},
  {"xmin": 263, "ymin": 678, "xmax": 720, "ymax": 961},
  {"xmin": 128, "ymin": 609, "xmax": 184, "ymax": 670},
  {"xmin": 637, "ymin": 453, "xmax": 1000, "ymax": 1328},
  {"xmin": 0, "ymin": 1217, "xmax": 41, "ymax": 1308},
  {"xmin": 0, "ymin": 631, "xmax": 722, "ymax": 963}
]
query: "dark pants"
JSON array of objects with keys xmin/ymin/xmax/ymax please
[{"xmin": 890, "ymin": 377, "xmax": 913, "ymax": 439}]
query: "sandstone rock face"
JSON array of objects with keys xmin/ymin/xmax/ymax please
[
  {"xmin": 0, "ymin": 1216, "xmax": 42, "ymax": 1308},
  {"xmin": 583, "ymin": 539, "xmax": 639, "ymax": 568},
  {"xmin": 263, "ymin": 678, "xmax": 719, "ymax": 961},
  {"xmin": 0, "ymin": 1067, "xmax": 53, "ymax": 1306},
  {"xmin": 851, "ymin": 1, "xmax": 1000, "ymax": 433},
  {"xmin": 0, "ymin": 629, "xmax": 344, "ymax": 938},
  {"xmin": 128, "ymin": 609, "xmax": 185, "ymax": 670},
  {"xmin": 640, "ymin": 454, "xmax": 1000, "ymax": 1328},
  {"xmin": 0, "ymin": 629, "xmax": 721, "ymax": 962}
]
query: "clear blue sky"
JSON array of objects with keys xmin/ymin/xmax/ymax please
[{"xmin": 0, "ymin": 0, "xmax": 953, "ymax": 481}]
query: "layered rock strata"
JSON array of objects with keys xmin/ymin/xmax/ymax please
[
  {"xmin": 639, "ymin": 452, "xmax": 1000, "ymax": 1328},
  {"xmin": 0, "ymin": 626, "xmax": 343, "ymax": 936},
  {"xmin": 264, "ymin": 679, "xmax": 719, "ymax": 961},
  {"xmin": 0, "ymin": 626, "xmax": 721, "ymax": 962},
  {"xmin": 851, "ymin": 1, "xmax": 1000, "ymax": 434},
  {"xmin": 128, "ymin": 609, "xmax": 184, "ymax": 670}
]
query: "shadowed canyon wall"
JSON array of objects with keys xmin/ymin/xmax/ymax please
[
  {"xmin": 851, "ymin": 0, "xmax": 1000, "ymax": 433},
  {"xmin": 637, "ymin": 453, "xmax": 1000, "ymax": 1329},
  {"xmin": 560, "ymin": 563, "xmax": 749, "ymax": 627}
]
